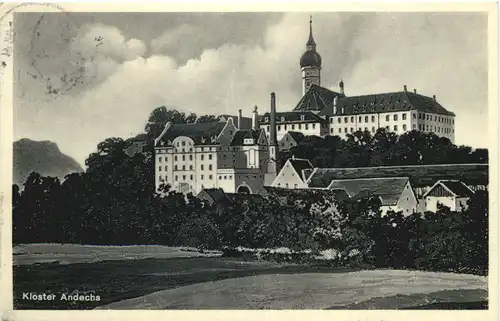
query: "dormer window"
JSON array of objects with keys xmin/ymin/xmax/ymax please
[
  {"xmin": 265, "ymin": 117, "xmax": 269, "ymax": 122},
  {"xmin": 300, "ymin": 115, "xmax": 305, "ymax": 121},
  {"xmin": 281, "ymin": 117, "xmax": 285, "ymax": 122}
]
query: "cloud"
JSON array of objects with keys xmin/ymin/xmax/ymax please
[{"xmin": 14, "ymin": 13, "xmax": 488, "ymax": 168}]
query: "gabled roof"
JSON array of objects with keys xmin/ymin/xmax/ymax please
[
  {"xmin": 155, "ymin": 121, "xmax": 228, "ymax": 147},
  {"xmin": 307, "ymin": 164, "xmax": 489, "ymax": 189},
  {"xmin": 260, "ymin": 111, "xmax": 328, "ymax": 124},
  {"xmin": 293, "ymin": 84, "xmax": 345, "ymax": 112},
  {"xmin": 218, "ymin": 115, "xmax": 253, "ymax": 129},
  {"xmin": 328, "ymin": 177, "xmax": 410, "ymax": 206},
  {"xmin": 284, "ymin": 131, "xmax": 306, "ymax": 144},
  {"xmin": 288, "ymin": 158, "xmax": 314, "ymax": 183},
  {"xmin": 318, "ymin": 91, "xmax": 455, "ymax": 117},
  {"xmin": 197, "ymin": 188, "xmax": 231, "ymax": 204},
  {"xmin": 229, "ymin": 128, "xmax": 265, "ymax": 146},
  {"xmin": 424, "ymin": 180, "xmax": 475, "ymax": 198}
]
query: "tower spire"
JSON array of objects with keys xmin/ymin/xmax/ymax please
[{"xmin": 307, "ymin": 15, "xmax": 316, "ymax": 48}]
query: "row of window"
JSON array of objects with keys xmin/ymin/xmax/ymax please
[
  {"xmin": 265, "ymin": 123, "xmax": 324, "ymax": 133},
  {"xmin": 158, "ymin": 164, "xmax": 214, "ymax": 172},
  {"xmin": 158, "ymin": 174, "xmax": 259, "ymax": 182},
  {"xmin": 419, "ymin": 113, "xmax": 454, "ymax": 124},
  {"xmin": 276, "ymin": 183, "xmax": 299, "ymax": 188},
  {"xmin": 330, "ymin": 124, "xmax": 414, "ymax": 134},
  {"xmin": 419, "ymin": 124, "xmax": 454, "ymax": 134},
  {"xmin": 158, "ymin": 154, "xmax": 214, "ymax": 162},
  {"xmin": 332, "ymin": 113, "xmax": 414, "ymax": 124}
]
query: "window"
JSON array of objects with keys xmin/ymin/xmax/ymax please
[
  {"xmin": 201, "ymin": 155, "xmax": 204, "ymax": 161},
  {"xmin": 190, "ymin": 175, "xmax": 193, "ymax": 180},
  {"xmin": 418, "ymin": 113, "xmax": 422, "ymax": 119},
  {"xmin": 182, "ymin": 165, "xmax": 186, "ymax": 170},
  {"xmin": 312, "ymin": 124, "xmax": 316, "ymax": 129},
  {"xmin": 300, "ymin": 115, "xmax": 305, "ymax": 121},
  {"xmin": 402, "ymin": 113, "xmax": 407, "ymax": 120},
  {"xmin": 277, "ymin": 125, "xmax": 281, "ymax": 131},
  {"xmin": 209, "ymin": 174, "xmax": 213, "ymax": 180},
  {"xmin": 385, "ymin": 115, "xmax": 390, "ymax": 121},
  {"xmin": 372, "ymin": 127, "xmax": 376, "ymax": 133},
  {"xmin": 266, "ymin": 125, "xmax": 270, "ymax": 132},
  {"xmin": 175, "ymin": 175, "xmax": 178, "ymax": 181},
  {"xmin": 394, "ymin": 125, "xmax": 398, "ymax": 131},
  {"xmin": 159, "ymin": 157, "xmax": 163, "ymax": 162},
  {"xmin": 201, "ymin": 164, "xmax": 204, "ymax": 170},
  {"xmin": 219, "ymin": 176, "xmax": 222, "ymax": 180},
  {"xmin": 189, "ymin": 155, "xmax": 193, "ymax": 161},
  {"xmin": 201, "ymin": 174, "xmax": 204, "ymax": 180},
  {"xmin": 394, "ymin": 114, "xmax": 398, "ymax": 121},
  {"xmin": 223, "ymin": 175, "xmax": 227, "ymax": 180},
  {"xmin": 413, "ymin": 124, "xmax": 416, "ymax": 129},
  {"xmin": 209, "ymin": 154, "xmax": 212, "ymax": 160},
  {"xmin": 158, "ymin": 175, "xmax": 162, "ymax": 181},
  {"xmin": 292, "ymin": 124, "xmax": 295, "ymax": 130},
  {"xmin": 158, "ymin": 166, "xmax": 162, "ymax": 171},
  {"xmin": 330, "ymin": 118, "xmax": 333, "ymax": 124},
  {"xmin": 350, "ymin": 127, "xmax": 354, "ymax": 133},
  {"xmin": 338, "ymin": 118, "xmax": 341, "ymax": 123},
  {"xmin": 298, "ymin": 124, "xmax": 302, "ymax": 129},
  {"xmin": 359, "ymin": 116, "xmax": 362, "ymax": 123},
  {"xmin": 351, "ymin": 116, "xmax": 354, "ymax": 122},
  {"xmin": 434, "ymin": 116, "xmax": 437, "ymax": 121},
  {"xmin": 265, "ymin": 117, "xmax": 269, "ymax": 122},
  {"xmin": 176, "ymin": 142, "xmax": 180, "ymax": 147},
  {"xmin": 330, "ymin": 128, "xmax": 334, "ymax": 134},
  {"xmin": 174, "ymin": 155, "xmax": 177, "ymax": 161},
  {"xmin": 403, "ymin": 124, "xmax": 407, "ymax": 131},
  {"xmin": 294, "ymin": 184, "xmax": 298, "ymax": 188},
  {"xmin": 209, "ymin": 164, "xmax": 213, "ymax": 170},
  {"xmin": 305, "ymin": 124, "xmax": 309, "ymax": 130},
  {"xmin": 386, "ymin": 126, "xmax": 390, "ymax": 131},
  {"xmin": 365, "ymin": 116, "xmax": 368, "ymax": 122},
  {"xmin": 371, "ymin": 116, "xmax": 375, "ymax": 122},
  {"xmin": 364, "ymin": 127, "xmax": 368, "ymax": 132},
  {"xmin": 189, "ymin": 165, "xmax": 193, "ymax": 170},
  {"xmin": 344, "ymin": 128, "xmax": 348, "ymax": 133},
  {"xmin": 281, "ymin": 117, "xmax": 285, "ymax": 122},
  {"xmin": 182, "ymin": 155, "xmax": 185, "ymax": 161},
  {"xmin": 284, "ymin": 124, "xmax": 287, "ymax": 130},
  {"xmin": 285, "ymin": 183, "xmax": 289, "ymax": 188},
  {"xmin": 344, "ymin": 117, "xmax": 348, "ymax": 123},
  {"xmin": 338, "ymin": 128, "xmax": 341, "ymax": 133},
  {"xmin": 182, "ymin": 175, "xmax": 186, "ymax": 180}
]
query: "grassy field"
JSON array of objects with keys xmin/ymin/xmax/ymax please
[{"xmin": 14, "ymin": 257, "xmax": 486, "ymax": 310}]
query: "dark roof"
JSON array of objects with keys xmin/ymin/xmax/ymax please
[
  {"xmin": 318, "ymin": 91, "xmax": 455, "ymax": 117},
  {"xmin": 328, "ymin": 177, "xmax": 409, "ymax": 206},
  {"xmin": 286, "ymin": 131, "xmax": 306, "ymax": 143},
  {"xmin": 307, "ymin": 164, "xmax": 489, "ymax": 189},
  {"xmin": 438, "ymin": 180, "xmax": 475, "ymax": 198},
  {"xmin": 288, "ymin": 158, "xmax": 314, "ymax": 182},
  {"xmin": 197, "ymin": 188, "xmax": 230, "ymax": 204},
  {"xmin": 259, "ymin": 186, "xmax": 350, "ymax": 204},
  {"xmin": 260, "ymin": 111, "xmax": 328, "ymax": 125},
  {"xmin": 293, "ymin": 85, "xmax": 344, "ymax": 112},
  {"xmin": 300, "ymin": 50, "xmax": 321, "ymax": 68},
  {"xmin": 229, "ymin": 129, "xmax": 264, "ymax": 146},
  {"xmin": 219, "ymin": 115, "xmax": 252, "ymax": 129},
  {"xmin": 155, "ymin": 121, "xmax": 227, "ymax": 146}
]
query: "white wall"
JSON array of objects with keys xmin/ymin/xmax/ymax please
[
  {"xmin": 272, "ymin": 160, "xmax": 308, "ymax": 189},
  {"xmin": 425, "ymin": 195, "xmax": 456, "ymax": 212}
]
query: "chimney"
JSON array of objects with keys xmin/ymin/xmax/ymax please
[
  {"xmin": 433, "ymin": 95, "xmax": 436, "ymax": 101},
  {"xmin": 414, "ymin": 89, "xmax": 417, "ymax": 94},
  {"xmin": 270, "ymin": 93, "xmax": 277, "ymax": 145},
  {"xmin": 403, "ymin": 85, "xmax": 407, "ymax": 92},
  {"xmin": 252, "ymin": 105, "xmax": 259, "ymax": 130},
  {"xmin": 238, "ymin": 109, "xmax": 242, "ymax": 129},
  {"xmin": 333, "ymin": 96, "xmax": 338, "ymax": 114},
  {"xmin": 341, "ymin": 106, "xmax": 345, "ymax": 114}
]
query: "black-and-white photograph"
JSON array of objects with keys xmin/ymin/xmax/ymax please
[{"xmin": 9, "ymin": 8, "xmax": 492, "ymax": 311}]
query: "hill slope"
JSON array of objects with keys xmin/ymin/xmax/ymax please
[{"xmin": 13, "ymin": 138, "xmax": 83, "ymax": 186}]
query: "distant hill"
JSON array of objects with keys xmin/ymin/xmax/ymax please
[{"xmin": 13, "ymin": 138, "xmax": 83, "ymax": 186}]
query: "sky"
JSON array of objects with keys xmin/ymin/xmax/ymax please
[{"xmin": 13, "ymin": 12, "xmax": 488, "ymax": 167}]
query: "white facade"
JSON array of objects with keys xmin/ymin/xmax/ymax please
[
  {"xmin": 302, "ymin": 66, "xmax": 321, "ymax": 96},
  {"xmin": 424, "ymin": 196, "xmax": 469, "ymax": 212},
  {"xmin": 380, "ymin": 181, "xmax": 419, "ymax": 216},
  {"xmin": 327, "ymin": 110, "xmax": 455, "ymax": 143},
  {"xmin": 264, "ymin": 121, "xmax": 327, "ymax": 142},
  {"xmin": 272, "ymin": 158, "xmax": 313, "ymax": 189}
]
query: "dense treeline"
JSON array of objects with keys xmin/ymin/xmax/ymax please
[
  {"xmin": 279, "ymin": 129, "xmax": 488, "ymax": 168},
  {"xmin": 12, "ymin": 106, "xmax": 489, "ymax": 275}
]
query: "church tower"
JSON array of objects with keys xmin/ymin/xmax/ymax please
[{"xmin": 300, "ymin": 16, "xmax": 322, "ymax": 96}]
